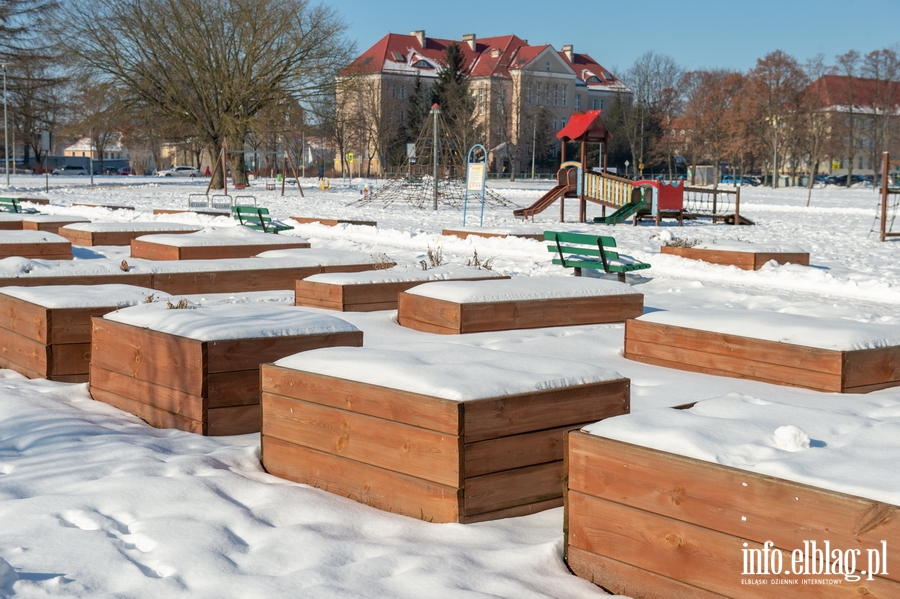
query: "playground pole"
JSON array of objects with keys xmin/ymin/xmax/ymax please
[
  {"xmin": 882, "ymin": 151, "xmax": 889, "ymax": 242},
  {"xmin": 432, "ymin": 104, "xmax": 440, "ymax": 210}
]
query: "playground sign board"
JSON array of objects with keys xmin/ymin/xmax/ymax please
[{"xmin": 462, "ymin": 144, "xmax": 487, "ymax": 227}]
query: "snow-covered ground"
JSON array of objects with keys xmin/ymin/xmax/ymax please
[{"xmin": 1, "ymin": 174, "xmax": 898, "ymax": 598}]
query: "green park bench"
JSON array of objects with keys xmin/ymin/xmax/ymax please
[
  {"xmin": 231, "ymin": 206, "xmax": 294, "ymax": 234},
  {"xmin": 545, "ymin": 231, "xmax": 651, "ymax": 283},
  {"xmin": 0, "ymin": 197, "xmax": 40, "ymax": 214}
]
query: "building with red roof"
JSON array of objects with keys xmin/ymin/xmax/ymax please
[{"xmin": 335, "ymin": 31, "xmax": 631, "ymax": 176}]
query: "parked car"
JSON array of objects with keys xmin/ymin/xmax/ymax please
[
  {"xmin": 721, "ymin": 175, "xmax": 759, "ymax": 186},
  {"xmin": 118, "ymin": 167, "xmax": 136, "ymax": 176},
  {"xmin": 51, "ymin": 165, "xmax": 88, "ymax": 176},
  {"xmin": 157, "ymin": 166, "xmax": 201, "ymax": 177},
  {"xmin": 825, "ymin": 174, "xmax": 868, "ymax": 186}
]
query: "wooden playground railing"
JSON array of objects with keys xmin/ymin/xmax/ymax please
[
  {"xmin": 584, "ymin": 172, "xmax": 633, "ymax": 207},
  {"xmin": 683, "ymin": 186, "xmax": 741, "ymax": 224}
]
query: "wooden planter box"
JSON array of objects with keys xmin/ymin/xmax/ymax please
[
  {"xmin": 296, "ymin": 269, "xmax": 508, "ymax": 312},
  {"xmin": 442, "ymin": 228, "xmax": 545, "ymax": 241},
  {"xmin": 153, "ymin": 208, "xmax": 230, "ymax": 218},
  {"xmin": 661, "ymin": 245, "xmax": 810, "ymax": 270},
  {"xmin": 59, "ymin": 223, "xmax": 203, "ymax": 247},
  {"xmin": 131, "ymin": 234, "xmax": 310, "ymax": 260},
  {"xmin": 0, "ymin": 231, "xmax": 72, "ymax": 260},
  {"xmin": 90, "ymin": 307, "xmax": 363, "ymax": 436},
  {"xmin": 625, "ymin": 317, "xmax": 900, "ymax": 393},
  {"xmin": 71, "ymin": 202, "xmax": 135, "ymax": 211},
  {"xmin": 0, "ymin": 284, "xmax": 160, "ymax": 383},
  {"xmin": 291, "ymin": 217, "xmax": 377, "ymax": 227},
  {"xmin": 566, "ymin": 431, "xmax": 900, "ymax": 598},
  {"xmin": 0, "ymin": 214, "xmax": 24, "ymax": 230},
  {"xmin": 398, "ymin": 279, "xmax": 644, "ymax": 334},
  {"xmin": 261, "ymin": 346, "xmax": 629, "ymax": 523},
  {"xmin": 21, "ymin": 215, "xmax": 91, "ymax": 234}
]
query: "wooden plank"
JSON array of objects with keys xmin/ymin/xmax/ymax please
[
  {"xmin": 842, "ymin": 346, "xmax": 900, "ymax": 390},
  {"xmin": 208, "ymin": 370, "xmax": 259, "ymax": 408},
  {"xmin": 566, "ymin": 546, "xmax": 729, "ymax": 599},
  {"xmin": 0, "ymin": 273, "xmax": 154, "ymax": 289},
  {"xmin": 89, "ymin": 385, "xmax": 204, "ymax": 434},
  {"xmin": 72, "ymin": 202, "xmax": 134, "ymax": 210},
  {"xmin": 130, "ymin": 239, "xmax": 311, "ymax": 261},
  {"xmin": 0, "ymin": 295, "xmax": 49, "ymax": 342},
  {"xmin": 207, "ymin": 404, "xmax": 260, "ymax": 436},
  {"xmin": 260, "ymin": 365, "xmax": 462, "ymax": 434},
  {"xmin": 0, "ymin": 328, "xmax": 49, "ymax": 375},
  {"xmin": 464, "ymin": 461, "xmax": 563, "ymax": 516},
  {"xmin": 625, "ymin": 338, "xmax": 842, "ymax": 392},
  {"xmin": 49, "ymin": 342, "xmax": 91, "ymax": 376},
  {"xmin": 50, "ymin": 306, "xmax": 125, "ymax": 345},
  {"xmin": 0, "ymin": 220, "xmax": 23, "ymax": 230},
  {"xmin": 206, "ymin": 330, "xmax": 363, "ymax": 373},
  {"xmin": 90, "ymin": 318, "xmax": 206, "ymax": 396},
  {"xmin": 0, "ymin": 241, "xmax": 72, "ymax": 260},
  {"xmin": 442, "ymin": 229, "xmax": 544, "ymax": 241},
  {"xmin": 262, "ymin": 393, "xmax": 462, "ymax": 486},
  {"xmin": 22, "ymin": 219, "xmax": 89, "ymax": 234},
  {"xmin": 397, "ymin": 294, "xmax": 462, "ymax": 333},
  {"xmin": 753, "ymin": 252, "xmax": 810, "ymax": 268},
  {"xmin": 290, "ymin": 217, "xmax": 377, "ymax": 227},
  {"xmin": 567, "ymin": 489, "xmax": 900, "ymax": 598},
  {"xmin": 153, "ymin": 208, "xmax": 229, "ymax": 218},
  {"xmin": 457, "ymin": 295, "xmax": 643, "ymax": 332},
  {"xmin": 462, "ymin": 379, "xmax": 630, "ymax": 442},
  {"xmin": 148, "ymin": 266, "xmax": 321, "ymax": 294},
  {"xmin": 661, "ymin": 246, "xmax": 810, "ymax": 270},
  {"xmin": 463, "ymin": 497, "xmax": 564, "ymax": 524},
  {"xmin": 89, "ymin": 365, "xmax": 206, "ymax": 421},
  {"xmin": 261, "ymin": 435, "xmax": 463, "ymax": 523},
  {"xmin": 568, "ymin": 432, "xmax": 900, "ymax": 585},
  {"xmin": 464, "ymin": 424, "xmax": 579, "ymax": 477}
]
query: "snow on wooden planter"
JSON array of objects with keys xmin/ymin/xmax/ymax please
[
  {"xmin": 625, "ymin": 309, "xmax": 900, "ymax": 393},
  {"xmin": 0, "ymin": 230, "xmax": 72, "ymax": 260},
  {"xmin": 441, "ymin": 227, "xmax": 545, "ymax": 241},
  {"xmin": 566, "ymin": 398, "xmax": 900, "ymax": 597},
  {"xmin": 261, "ymin": 344, "xmax": 629, "ymax": 523},
  {"xmin": 0, "ymin": 214, "xmax": 25, "ymax": 230},
  {"xmin": 0, "ymin": 284, "xmax": 163, "ymax": 383},
  {"xmin": 296, "ymin": 267, "xmax": 508, "ymax": 312},
  {"xmin": 90, "ymin": 304, "xmax": 363, "ymax": 436},
  {"xmin": 398, "ymin": 277, "xmax": 644, "ymax": 334},
  {"xmin": 21, "ymin": 215, "xmax": 91, "ymax": 234},
  {"xmin": 131, "ymin": 227, "xmax": 311, "ymax": 260},
  {"xmin": 0, "ymin": 250, "xmax": 390, "ymax": 295},
  {"xmin": 661, "ymin": 241, "xmax": 809, "ymax": 270},
  {"xmin": 290, "ymin": 217, "xmax": 377, "ymax": 227},
  {"xmin": 59, "ymin": 222, "xmax": 204, "ymax": 247}
]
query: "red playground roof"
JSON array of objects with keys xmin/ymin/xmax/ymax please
[{"xmin": 556, "ymin": 110, "xmax": 611, "ymax": 143}]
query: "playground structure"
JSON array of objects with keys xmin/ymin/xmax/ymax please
[
  {"xmin": 355, "ymin": 105, "xmax": 513, "ymax": 210},
  {"xmin": 880, "ymin": 151, "xmax": 900, "ymax": 241},
  {"xmin": 205, "ymin": 146, "xmax": 304, "ymax": 200},
  {"xmin": 514, "ymin": 110, "xmax": 747, "ymax": 225}
]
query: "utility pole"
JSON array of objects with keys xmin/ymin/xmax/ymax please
[
  {"xmin": 531, "ymin": 120, "xmax": 536, "ymax": 179},
  {"xmin": 432, "ymin": 103, "xmax": 440, "ymax": 210},
  {"xmin": 2, "ymin": 64, "xmax": 8, "ymax": 186}
]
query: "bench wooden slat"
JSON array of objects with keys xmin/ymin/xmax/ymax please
[
  {"xmin": 231, "ymin": 206, "xmax": 294, "ymax": 234},
  {"xmin": 0, "ymin": 198, "xmax": 40, "ymax": 214},
  {"xmin": 544, "ymin": 230, "xmax": 650, "ymax": 282}
]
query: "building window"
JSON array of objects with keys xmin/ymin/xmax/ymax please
[
  {"xmin": 591, "ymin": 98, "xmax": 598, "ymax": 110},
  {"xmin": 545, "ymin": 61, "xmax": 551, "ymax": 71},
  {"xmin": 478, "ymin": 88, "xmax": 485, "ymax": 116},
  {"xmin": 399, "ymin": 85, "xmax": 405, "ymax": 99},
  {"xmin": 389, "ymin": 85, "xmax": 395, "ymax": 98},
  {"xmin": 562, "ymin": 85, "xmax": 567, "ymax": 106},
  {"xmin": 535, "ymin": 83, "xmax": 541, "ymax": 105},
  {"xmin": 553, "ymin": 85, "xmax": 558, "ymax": 106},
  {"xmin": 859, "ymin": 156, "xmax": 864, "ymax": 169},
  {"xmin": 526, "ymin": 82, "xmax": 532, "ymax": 105},
  {"xmin": 600, "ymin": 99, "xmax": 604, "ymax": 110},
  {"xmin": 575, "ymin": 94, "xmax": 581, "ymax": 111},
  {"xmin": 544, "ymin": 84, "xmax": 550, "ymax": 105}
]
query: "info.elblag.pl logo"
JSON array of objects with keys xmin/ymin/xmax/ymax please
[{"xmin": 742, "ymin": 540, "xmax": 889, "ymax": 585}]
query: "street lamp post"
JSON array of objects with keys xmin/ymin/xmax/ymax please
[{"xmin": 2, "ymin": 64, "xmax": 8, "ymax": 186}]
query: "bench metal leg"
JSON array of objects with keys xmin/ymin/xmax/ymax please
[
  {"xmin": 574, "ymin": 267, "xmax": 582, "ymax": 277},
  {"xmin": 617, "ymin": 272, "xmax": 626, "ymax": 283}
]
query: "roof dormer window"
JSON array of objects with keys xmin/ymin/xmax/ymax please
[
  {"xmin": 412, "ymin": 60, "xmax": 433, "ymax": 69},
  {"xmin": 586, "ymin": 75, "xmax": 601, "ymax": 83},
  {"xmin": 545, "ymin": 61, "xmax": 551, "ymax": 71}
]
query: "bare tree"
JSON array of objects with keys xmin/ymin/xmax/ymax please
[
  {"xmin": 54, "ymin": 0, "xmax": 353, "ymax": 188},
  {"xmin": 833, "ymin": 50, "xmax": 863, "ymax": 185},
  {"xmin": 862, "ymin": 47, "xmax": 900, "ymax": 186},
  {"xmin": 65, "ymin": 79, "xmax": 126, "ymax": 173},
  {"xmin": 681, "ymin": 69, "xmax": 743, "ymax": 188}
]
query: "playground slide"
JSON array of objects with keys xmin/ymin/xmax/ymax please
[
  {"xmin": 593, "ymin": 201, "xmax": 645, "ymax": 225},
  {"xmin": 513, "ymin": 184, "xmax": 572, "ymax": 218}
]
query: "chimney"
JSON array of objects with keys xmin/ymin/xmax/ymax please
[
  {"xmin": 410, "ymin": 30, "xmax": 426, "ymax": 47},
  {"xmin": 562, "ymin": 44, "xmax": 574, "ymax": 62},
  {"xmin": 462, "ymin": 33, "xmax": 476, "ymax": 51},
  {"xmin": 491, "ymin": 48, "xmax": 501, "ymax": 58}
]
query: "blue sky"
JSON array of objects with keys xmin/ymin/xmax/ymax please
[{"xmin": 334, "ymin": 0, "xmax": 898, "ymax": 74}]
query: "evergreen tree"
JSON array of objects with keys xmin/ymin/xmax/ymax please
[{"xmin": 430, "ymin": 42, "xmax": 481, "ymax": 163}]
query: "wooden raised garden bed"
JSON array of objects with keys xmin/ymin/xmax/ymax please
[
  {"xmin": 90, "ymin": 304, "xmax": 363, "ymax": 436},
  {"xmin": 398, "ymin": 277, "xmax": 644, "ymax": 334},
  {"xmin": 71, "ymin": 202, "xmax": 135, "ymax": 211},
  {"xmin": 59, "ymin": 222, "xmax": 203, "ymax": 247},
  {"xmin": 290, "ymin": 217, "xmax": 377, "ymax": 227},
  {"xmin": 625, "ymin": 310, "xmax": 900, "ymax": 393},
  {"xmin": 0, "ymin": 230, "xmax": 72, "ymax": 260},
  {"xmin": 21, "ymin": 215, "xmax": 91, "ymax": 234},
  {"xmin": 661, "ymin": 243, "xmax": 809, "ymax": 270},
  {"xmin": 296, "ymin": 267, "xmax": 508, "ymax": 312},
  {"xmin": 130, "ymin": 228, "xmax": 310, "ymax": 260},
  {"xmin": 442, "ymin": 228, "xmax": 544, "ymax": 241},
  {"xmin": 566, "ymin": 429, "xmax": 900, "ymax": 598},
  {"xmin": 0, "ymin": 284, "xmax": 162, "ymax": 383},
  {"xmin": 0, "ymin": 214, "xmax": 25, "ymax": 230},
  {"xmin": 261, "ymin": 344, "xmax": 629, "ymax": 523}
]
